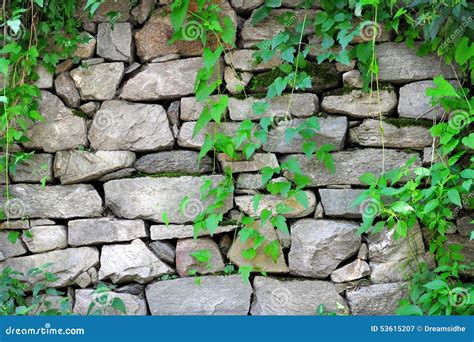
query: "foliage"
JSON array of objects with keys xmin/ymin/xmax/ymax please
[{"xmin": 86, "ymin": 283, "xmax": 127, "ymax": 315}]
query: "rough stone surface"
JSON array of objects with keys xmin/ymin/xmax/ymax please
[
  {"xmin": 131, "ymin": 0, "xmax": 155, "ymax": 24},
  {"xmin": 178, "ymin": 122, "xmax": 240, "ymax": 149},
  {"xmin": 281, "ymin": 149, "xmax": 421, "ymax": 186},
  {"xmin": 99, "ymin": 168, "xmax": 136, "ymax": 182},
  {"xmin": 343, "ymin": 70, "xmax": 363, "ymax": 88},
  {"xmin": 321, "ymin": 90, "xmax": 398, "ymax": 118},
  {"xmin": 24, "ymin": 91, "xmax": 88, "ymax": 152},
  {"xmin": 319, "ymin": 189, "xmax": 364, "ymax": 218},
  {"xmin": 97, "ymin": 23, "xmax": 133, "ymax": 62},
  {"xmin": 34, "ymin": 65, "xmax": 53, "ymax": 89},
  {"xmin": 235, "ymin": 191, "xmax": 316, "ymax": 218},
  {"xmin": 150, "ymin": 224, "xmax": 237, "ymax": 240},
  {"xmin": 330, "ymin": 259, "xmax": 371, "ymax": 283},
  {"xmin": 377, "ymin": 43, "xmax": 455, "ymax": 83},
  {"xmin": 457, "ymin": 216, "xmax": 473, "ymax": 237},
  {"xmin": 218, "ymin": 153, "xmax": 279, "ymax": 173},
  {"xmin": 289, "ymin": 219, "xmax": 361, "ymax": 278},
  {"xmin": 347, "ymin": 282, "xmax": 408, "ymax": 315},
  {"xmin": 149, "ymin": 241, "xmax": 176, "ymax": 265},
  {"xmin": 0, "ymin": 231, "xmax": 28, "ymax": 260},
  {"xmin": 134, "ymin": 151, "xmax": 213, "ymax": 174},
  {"xmin": 176, "ymin": 238, "xmax": 225, "ymax": 277},
  {"xmin": 54, "ymin": 72, "xmax": 81, "ymax": 108},
  {"xmin": 70, "ymin": 63, "xmax": 124, "ymax": 100},
  {"xmin": 1, "ymin": 184, "xmax": 102, "ymax": 219},
  {"xmin": 74, "ymin": 289, "xmax": 147, "ymax": 315},
  {"xmin": 0, "ymin": 247, "xmax": 99, "ymax": 287},
  {"xmin": 349, "ymin": 119, "xmax": 432, "ymax": 149},
  {"xmin": 445, "ymin": 235, "xmax": 473, "ymax": 278},
  {"xmin": 180, "ymin": 95, "xmax": 226, "ymax": 121},
  {"xmin": 104, "ymin": 176, "xmax": 234, "ymax": 223},
  {"xmin": 89, "ymin": 101, "xmax": 174, "ymax": 152},
  {"xmin": 68, "ymin": 218, "xmax": 147, "ymax": 246},
  {"xmin": 23, "ymin": 225, "xmax": 67, "ymax": 253},
  {"xmin": 250, "ymin": 277, "xmax": 347, "ymax": 315},
  {"xmin": 99, "ymin": 239, "xmax": 174, "ymax": 284},
  {"xmin": 77, "ymin": 0, "xmax": 130, "ymax": 23},
  {"xmin": 74, "ymin": 32, "xmax": 96, "ymax": 59},
  {"xmin": 228, "ymin": 221, "xmax": 288, "ymax": 273},
  {"xmin": 145, "ymin": 275, "xmax": 252, "ymax": 315},
  {"xmin": 224, "ymin": 67, "xmax": 252, "ymax": 94},
  {"xmin": 224, "ymin": 49, "xmax": 281, "ymax": 71},
  {"xmin": 11, "ymin": 153, "xmax": 54, "ymax": 183},
  {"xmin": 54, "ymin": 150, "xmax": 136, "ymax": 184},
  {"xmin": 398, "ymin": 80, "xmax": 450, "ymax": 120}
]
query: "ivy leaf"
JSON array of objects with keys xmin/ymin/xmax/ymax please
[
  {"xmin": 447, "ymin": 189, "xmax": 462, "ymax": 207},
  {"xmin": 263, "ymin": 240, "xmax": 281, "ymax": 262},
  {"xmin": 455, "ymin": 37, "xmax": 474, "ymax": 66},
  {"xmin": 191, "ymin": 249, "xmax": 212, "ymax": 263},
  {"xmin": 242, "ymin": 248, "xmax": 257, "ymax": 260},
  {"xmin": 252, "ymin": 101, "xmax": 269, "ymax": 116},
  {"xmin": 426, "ymin": 75, "xmax": 459, "ymax": 99},
  {"xmin": 170, "ymin": 0, "xmax": 190, "ymax": 31},
  {"xmin": 221, "ymin": 16, "xmax": 236, "ymax": 46},
  {"xmin": 271, "ymin": 215, "xmax": 288, "ymax": 234},
  {"xmin": 265, "ymin": 0, "xmax": 281, "ymax": 8},
  {"xmin": 111, "ymin": 297, "xmax": 126, "ymax": 314},
  {"xmin": 238, "ymin": 265, "xmax": 253, "ymax": 282},
  {"xmin": 8, "ymin": 231, "xmax": 20, "ymax": 244},
  {"xmin": 0, "ymin": 58, "xmax": 9, "ymax": 76},
  {"xmin": 162, "ymin": 212, "xmax": 170, "ymax": 225},
  {"xmin": 321, "ymin": 34, "xmax": 334, "ymax": 50},
  {"xmin": 203, "ymin": 46, "xmax": 223, "ymax": 71},
  {"xmin": 281, "ymin": 47, "xmax": 296, "ymax": 63},
  {"xmin": 391, "ymin": 201, "xmax": 414, "ymax": 214},
  {"xmin": 252, "ymin": 6, "xmax": 271, "ymax": 24}
]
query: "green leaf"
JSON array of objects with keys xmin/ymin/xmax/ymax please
[
  {"xmin": 396, "ymin": 305, "xmax": 423, "ymax": 316},
  {"xmin": 271, "ymin": 215, "xmax": 288, "ymax": 234},
  {"xmin": 191, "ymin": 249, "xmax": 212, "ymax": 263},
  {"xmin": 238, "ymin": 265, "xmax": 253, "ymax": 281},
  {"xmin": 203, "ymin": 46, "xmax": 223, "ymax": 71},
  {"xmin": 424, "ymin": 279, "xmax": 448, "ymax": 290},
  {"xmin": 8, "ymin": 231, "xmax": 20, "ymax": 244},
  {"xmin": 111, "ymin": 297, "xmax": 126, "ymax": 314},
  {"xmin": 170, "ymin": 0, "xmax": 190, "ymax": 31},
  {"xmin": 359, "ymin": 172, "xmax": 376, "ymax": 185},
  {"xmin": 252, "ymin": 6, "xmax": 272, "ymax": 24},
  {"xmin": 263, "ymin": 239, "xmax": 281, "ymax": 262},
  {"xmin": 447, "ymin": 189, "xmax": 462, "ymax": 207},
  {"xmin": 242, "ymin": 248, "xmax": 257, "ymax": 260},
  {"xmin": 0, "ymin": 58, "xmax": 9, "ymax": 76},
  {"xmin": 162, "ymin": 212, "xmax": 170, "ymax": 225},
  {"xmin": 455, "ymin": 37, "xmax": 474, "ymax": 66},
  {"xmin": 265, "ymin": 0, "xmax": 281, "ymax": 7},
  {"xmin": 391, "ymin": 201, "xmax": 414, "ymax": 214},
  {"xmin": 423, "ymin": 199, "xmax": 439, "ymax": 213}
]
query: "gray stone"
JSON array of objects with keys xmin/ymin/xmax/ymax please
[
  {"xmin": 150, "ymin": 224, "xmax": 237, "ymax": 240},
  {"xmin": 82, "ymin": 58, "xmax": 105, "ymax": 66},
  {"xmin": 104, "ymin": 176, "xmax": 233, "ymax": 224},
  {"xmin": 377, "ymin": 43, "xmax": 455, "ymax": 83},
  {"xmin": 99, "ymin": 168, "xmax": 136, "ymax": 182},
  {"xmin": 89, "ymin": 101, "xmax": 174, "ymax": 152},
  {"xmin": 235, "ymin": 191, "xmax": 316, "ymax": 218},
  {"xmin": 398, "ymin": 80, "xmax": 450, "ymax": 120},
  {"xmin": 289, "ymin": 219, "xmax": 361, "ymax": 278},
  {"xmin": 34, "ymin": 65, "xmax": 53, "ymax": 89},
  {"xmin": 54, "ymin": 72, "xmax": 81, "ymax": 108},
  {"xmin": 23, "ymin": 225, "xmax": 67, "ymax": 253},
  {"xmin": 321, "ymin": 90, "xmax": 398, "ymax": 118},
  {"xmin": 263, "ymin": 116, "xmax": 348, "ymax": 153},
  {"xmin": 74, "ymin": 289, "xmax": 147, "ymax": 315},
  {"xmin": 236, "ymin": 173, "xmax": 265, "ymax": 190},
  {"xmin": 121, "ymin": 58, "xmax": 222, "ymax": 101},
  {"xmin": 0, "ymin": 247, "xmax": 99, "ymax": 287},
  {"xmin": 54, "ymin": 150, "xmax": 136, "ymax": 184},
  {"xmin": 230, "ymin": 0, "xmax": 263, "ymax": 14},
  {"xmin": 224, "ymin": 68, "xmax": 252, "ymax": 94},
  {"xmin": 423, "ymin": 147, "xmax": 442, "ymax": 166},
  {"xmin": 276, "ymin": 229, "xmax": 291, "ymax": 248},
  {"xmin": 145, "ymin": 275, "xmax": 252, "ymax": 315},
  {"xmin": 71, "ymin": 63, "xmax": 124, "ymax": 100},
  {"xmin": 0, "ymin": 231, "xmax": 28, "ymax": 259},
  {"xmin": 68, "ymin": 218, "xmax": 147, "ymax": 246},
  {"xmin": 80, "ymin": 102, "xmax": 100, "ymax": 117},
  {"xmin": 457, "ymin": 216, "xmax": 473, "ymax": 237},
  {"xmin": 11, "ymin": 153, "xmax": 53, "ymax": 183},
  {"xmin": 218, "ymin": 153, "xmax": 279, "ymax": 173},
  {"xmin": 331, "ymin": 259, "xmax": 371, "ymax": 283},
  {"xmin": 319, "ymin": 189, "xmax": 365, "ymax": 218},
  {"xmin": 358, "ymin": 243, "xmax": 369, "ymax": 260},
  {"xmin": 24, "ymin": 91, "xmax": 88, "ymax": 152},
  {"xmin": 149, "ymin": 241, "xmax": 176, "ymax": 265},
  {"xmin": 445, "ymin": 235, "xmax": 473, "ymax": 278},
  {"xmin": 75, "ymin": 272, "xmax": 92, "ymax": 288},
  {"xmin": 178, "ymin": 122, "xmax": 241, "ymax": 149},
  {"xmin": 343, "ymin": 70, "xmax": 363, "ymax": 88},
  {"xmin": 176, "ymin": 238, "xmax": 225, "ymax": 277},
  {"xmin": 250, "ymin": 277, "xmax": 347, "ymax": 315},
  {"xmin": 0, "ymin": 220, "xmax": 30, "ymax": 230},
  {"xmin": 281, "ymin": 149, "xmax": 421, "ymax": 186},
  {"xmin": 131, "ymin": 0, "xmax": 155, "ymax": 24},
  {"xmin": 347, "ymin": 282, "xmax": 408, "ymax": 315},
  {"xmin": 228, "ymin": 94, "xmax": 318, "ymax": 121},
  {"xmin": 228, "ymin": 221, "xmax": 288, "ymax": 273},
  {"xmin": 74, "ymin": 32, "xmax": 96, "ymax": 59},
  {"xmin": 180, "ymin": 95, "xmax": 225, "ymax": 121},
  {"xmin": 30, "ymin": 219, "xmax": 55, "ymax": 226},
  {"xmin": 224, "ymin": 49, "xmax": 281, "ymax": 71},
  {"xmin": 77, "ymin": 0, "xmax": 130, "ymax": 23},
  {"xmin": 97, "ymin": 23, "xmax": 133, "ymax": 62},
  {"xmin": 1, "ymin": 184, "xmax": 102, "ymax": 219},
  {"xmin": 349, "ymin": 119, "xmax": 432, "ymax": 149},
  {"xmin": 99, "ymin": 239, "xmax": 174, "ymax": 284},
  {"xmin": 115, "ymin": 283, "xmax": 145, "ymax": 295},
  {"xmin": 134, "ymin": 151, "xmax": 213, "ymax": 174}
]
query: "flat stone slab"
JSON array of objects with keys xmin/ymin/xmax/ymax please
[
  {"xmin": 250, "ymin": 277, "xmax": 347, "ymax": 315},
  {"xmin": 145, "ymin": 275, "xmax": 252, "ymax": 315},
  {"xmin": 89, "ymin": 100, "xmax": 174, "ymax": 152},
  {"xmin": 1, "ymin": 184, "xmax": 102, "ymax": 219},
  {"xmin": 68, "ymin": 218, "xmax": 147, "ymax": 246},
  {"xmin": 346, "ymin": 282, "xmax": 408, "ymax": 315},
  {"xmin": 289, "ymin": 219, "xmax": 361, "ymax": 278},
  {"xmin": 319, "ymin": 189, "xmax": 365, "ymax": 218},
  {"xmin": 74, "ymin": 289, "xmax": 147, "ymax": 315},
  {"xmin": 104, "ymin": 176, "xmax": 234, "ymax": 224},
  {"xmin": 281, "ymin": 149, "xmax": 422, "ymax": 186},
  {"xmin": 150, "ymin": 224, "xmax": 237, "ymax": 240},
  {"xmin": 0, "ymin": 247, "xmax": 99, "ymax": 287},
  {"xmin": 376, "ymin": 43, "xmax": 455, "ymax": 83},
  {"xmin": 22, "ymin": 225, "xmax": 67, "ymax": 253},
  {"xmin": 54, "ymin": 150, "xmax": 136, "ymax": 184},
  {"xmin": 330, "ymin": 259, "xmax": 371, "ymax": 283},
  {"xmin": 134, "ymin": 150, "xmax": 213, "ymax": 174},
  {"xmin": 349, "ymin": 119, "xmax": 432, "ymax": 149}
]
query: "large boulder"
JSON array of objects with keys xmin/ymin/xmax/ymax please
[
  {"xmin": 70, "ymin": 63, "xmax": 124, "ymax": 100},
  {"xmin": 88, "ymin": 101, "xmax": 174, "ymax": 152},
  {"xmin": 346, "ymin": 282, "xmax": 408, "ymax": 315},
  {"xmin": 288, "ymin": 219, "xmax": 361, "ymax": 278},
  {"xmin": 250, "ymin": 277, "xmax": 347, "ymax": 315},
  {"xmin": 23, "ymin": 91, "xmax": 87, "ymax": 152},
  {"xmin": 145, "ymin": 275, "xmax": 252, "ymax": 315}
]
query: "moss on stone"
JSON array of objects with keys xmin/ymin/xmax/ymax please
[
  {"xmin": 72, "ymin": 109, "xmax": 88, "ymax": 118},
  {"xmin": 383, "ymin": 117, "xmax": 433, "ymax": 129}
]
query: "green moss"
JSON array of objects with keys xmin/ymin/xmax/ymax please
[
  {"xmin": 231, "ymin": 92, "xmax": 267, "ymax": 100},
  {"xmin": 383, "ymin": 117, "xmax": 433, "ymax": 129},
  {"xmin": 72, "ymin": 109, "xmax": 88, "ymax": 118}
]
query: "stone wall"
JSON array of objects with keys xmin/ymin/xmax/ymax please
[{"xmin": 0, "ymin": 0, "xmax": 472, "ymax": 315}]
